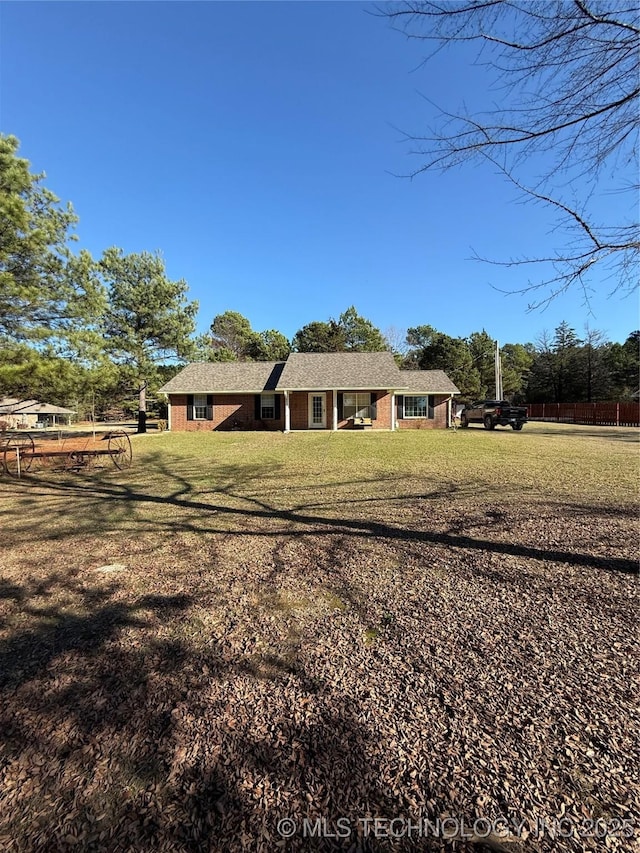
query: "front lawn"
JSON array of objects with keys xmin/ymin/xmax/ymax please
[{"xmin": 0, "ymin": 424, "xmax": 638, "ymax": 851}]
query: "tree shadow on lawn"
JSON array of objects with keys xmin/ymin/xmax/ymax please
[
  {"xmin": 0, "ymin": 569, "xmax": 500, "ymax": 853},
  {"xmin": 4, "ymin": 454, "xmax": 637, "ymax": 577},
  {"xmin": 0, "ymin": 579, "xmax": 191, "ymax": 691},
  {"xmin": 1, "ymin": 462, "xmax": 636, "ymax": 851}
]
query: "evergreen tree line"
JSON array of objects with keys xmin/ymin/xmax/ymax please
[
  {"xmin": 1, "ymin": 134, "xmax": 637, "ymax": 430},
  {"xmin": 195, "ymin": 311, "xmax": 639, "ymax": 404}
]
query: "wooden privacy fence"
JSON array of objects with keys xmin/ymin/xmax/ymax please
[{"xmin": 527, "ymin": 402, "xmax": 640, "ymax": 427}]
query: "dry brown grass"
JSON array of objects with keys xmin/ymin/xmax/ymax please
[{"xmin": 0, "ymin": 424, "xmax": 638, "ymax": 851}]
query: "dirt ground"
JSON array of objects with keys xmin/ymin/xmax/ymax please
[{"xmin": 0, "ymin": 427, "xmax": 638, "ymax": 852}]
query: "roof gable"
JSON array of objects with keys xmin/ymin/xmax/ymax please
[{"xmin": 277, "ymin": 351, "xmax": 402, "ymax": 390}]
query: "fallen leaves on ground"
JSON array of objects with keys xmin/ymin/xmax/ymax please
[{"xmin": 0, "ymin": 446, "xmax": 638, "ymax": 852}]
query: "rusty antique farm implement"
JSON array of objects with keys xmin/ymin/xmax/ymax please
[{"xmin": 1, "ymin": 430, "xmax": 133, "ymax": 476}]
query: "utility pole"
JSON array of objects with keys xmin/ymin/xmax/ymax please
[{"xmin": 495, "ymin": 340, "xmax": 503, "ymax": 400}]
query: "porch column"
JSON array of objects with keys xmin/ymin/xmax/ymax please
[
  {"xmin": 390, "ymin": 392, "xmax": 395, "ymax": 431},
  {"xmin": 332, "ymin": 390, "xmax": 338, "ymax": 431},
  {"xmin": 447, "ymin": 396, "xmax": 452, "ymax": 428},
  {"xmin": 167, "ymin": 397, "xmax": 172, "ymax": 431},
  {"xmin": 284, "ymin": 390, "xmax": 290, "ymax": 432}
]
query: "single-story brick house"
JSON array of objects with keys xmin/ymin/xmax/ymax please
[{"xmin": 159, "ymin": 352, "xmax": 459, "ymax": 432}]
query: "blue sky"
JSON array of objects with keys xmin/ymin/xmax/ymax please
[{"xmin": 1, "ymin": 1, "xmax": 636, "ymax": 346}]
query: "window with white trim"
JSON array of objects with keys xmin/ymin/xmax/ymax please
[
  {"xmin": 343, "ymin": 393, "xmax": 371, "ymax": 420},
  {"xmin": 403, "ymin": 395, "xmax": 434, "ymax": 419},
  {"xmin": 193, "ymin": 394, "xmax": 208, "ymax": 419},
  {"xmin": 261, "ymin": 393, "xmax": 275, "ymax": 419}
]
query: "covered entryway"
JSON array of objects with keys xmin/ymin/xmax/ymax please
[{"xmin": 307, "ymin": 393, "xmax": 326, "ymax": 428}]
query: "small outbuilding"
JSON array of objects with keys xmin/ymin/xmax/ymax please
[{"xmin": 0, "ymin": 398, "xmax": 76, "ymax": 429}]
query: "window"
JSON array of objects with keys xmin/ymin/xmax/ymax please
[
  {"xmin": 403, "ymin": 395, "xmax": 434, "ymax": 419},
  {"xmin": 261, "ymin": 393, "xmax": 275, "ymax": 420},
  {"xmin": 193, "ymin": 394, "xmax": 208, "ymax": 419},
  {"xmin": 343, "ymin": 393, "xmax": 371, "ymax": 420}
]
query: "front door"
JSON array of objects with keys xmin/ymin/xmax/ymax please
[{"xmin": 308, "ymin": 393, "xmax": 326, "ymax": 428}]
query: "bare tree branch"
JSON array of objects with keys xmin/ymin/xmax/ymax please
[{"xmin": 377, "ymin": 0, "xmax": 640, "ymax": 303}]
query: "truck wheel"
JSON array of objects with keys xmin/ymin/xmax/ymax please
[
  {"xmin": 512, "ymin": 423, "xmax": 523, "ymax": 431},
  {"xmin": 483, "ymin": 415, "xmax": 495, "ymax": 430},
  {"xmin": 460, "ymin": 414, "xmax": 469, "ymax": 428}
]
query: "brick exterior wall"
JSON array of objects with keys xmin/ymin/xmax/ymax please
[
  {"xmin": 168, "ymin": 391, "xmax": 451, "ymax": 431},
  {"xmin": 169, "ymin": 394, "xmax": 284, "ymax": 431},
  {"xmin": 396, "ymin": 395, "xmax": 450, "ymax": 429},
  {"xmin": 289, "ymin": 391, "xmax": 311, "ymax": 430},
  {"xmin": 373, "ymin": 391, "xmax": 392, "ymax": 430}
]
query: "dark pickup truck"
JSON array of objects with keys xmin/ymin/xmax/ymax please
[{"xmin": 460, "ymin": 400, "xmax": 528, "ymax": 431}]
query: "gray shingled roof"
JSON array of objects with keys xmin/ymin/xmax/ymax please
[
  {"xmin": 159, "ymin": 357, "xmax": 460, "ymax": 395},
  {"xmin": 21, "ymin": 402, "xmax": 76, "ymax": 415},
  {"xmin": 277, "ymin": 352, "xmax": 403, "ymax": 390},
  {"xmin": 0, "ymin": 399, "xmax": 75, "ymax": 414},
  {"xmin": 158, "ymin": 362, "xmax": 286, "ymax": 393},
  {"xmin": 399, "ymin": 370, "xmax": 460, "ymax": 394}
]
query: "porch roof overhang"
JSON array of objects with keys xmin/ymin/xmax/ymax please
[{"xmin": 278, "ymin": 385, "xmax": 409, "ymax": 392}]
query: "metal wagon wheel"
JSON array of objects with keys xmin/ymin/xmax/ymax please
[
  {"xmin": 107, "ymin": 431, "xmax": 132, "ymax": 469},
  {"xmin": 3, "ymin": 433, "xmax": 35, "ymax": 476}
]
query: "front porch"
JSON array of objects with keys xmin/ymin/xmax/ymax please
[{"xmin": 283, "ymin": 390, "xmax": 395, "ymax": 432}]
